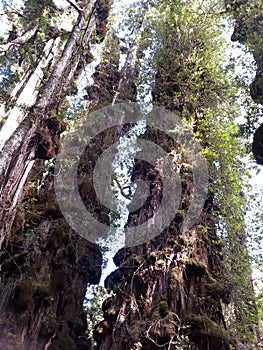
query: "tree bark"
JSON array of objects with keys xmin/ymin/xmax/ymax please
[
  {"xmin": 0, "ymin": 0, "xmax": 258, "ymax": 349},
  {"xmin": 0, "ymin": 0, "xmax": 101, "ymax": 247},
  {"xmin": 0, "ymin": 1, "xmax": 112, "ymax": 349},
  {"xmin": 94, "ymin": 2, "xmax": 257, "ymax": 349},
  {"xmin": 0, "ymin": 23, "xmax": 39, "ymax": 55}
]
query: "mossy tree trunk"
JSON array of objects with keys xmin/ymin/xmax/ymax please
[
  {"xmin": 0, "ymin": 0, "xmax": 101, "ymax": 247},
  {"xmin": 94, "ymin": 1, "xmax": 258, "ymax": 349},
  {"xmin": 0, "ymin": 1, "xmax": 112, "ymax": 349},
  {"xmin": 0, "ymin": 0, "xmax": 260, "ymax": 349}
]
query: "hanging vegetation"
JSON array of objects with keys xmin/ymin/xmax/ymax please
[{"xmin": 0, "ymin": 0, "xmax": 262, "ymax": 349}]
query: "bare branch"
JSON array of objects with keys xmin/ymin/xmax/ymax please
[
  {"xmin": 113, "ymin": 176, "xmax": 132, "ymax": 199},
  {"xmin": 66, "ymin": 0, "xmax": 83, "ymax": 13}
]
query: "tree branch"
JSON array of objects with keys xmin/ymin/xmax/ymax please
[
  {"xmin": 5, "ymin": 3, "xmax": 26, "ymax": 19},
  {"xmin": 66, "ymin": 0, "xmax": 83, "ymax": 14},
  {"xmin": 0, "ymin": 23, "xmax": 39, "ymax": 56},
  {"xmin": 113, "ymin": 176, "xmax": 132, "ymax": 199}
]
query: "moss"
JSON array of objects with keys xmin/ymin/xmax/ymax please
[
  {"xmin": 34, "ymin": 126, "xmax": 55, "ymax": 160},
  {"xmin": 44, "ymin": 116, "xmax": 66, "ymax": 135},
  {"xmin": 128, "ymin": 320, "xmax": 146, "ymax": 338},
  {"xmin": 33, "ymin": 284, "xmax": 54, "ymax": 305},
  {"xmin": 159, "ymin": 301, "xmax": 169, "ymax": 317},
  {"xmin": 85, "ymin": 50, "xmax": 94, "ymax": 63},
  {"xmin": 206, "ymin": 276, "xmax": 230, "ymax": 303},
  {"xmin": 95, "ymin": 0, "xmax": 111, "ymax": 41},
  {"xmin": 185, "ymin": 258, "xmax": 207, "ymax": 277},
  {"xmin": 186, "ymin": 314, "xmax": 234, "ymax": 345},
  {"xmin": 150, "ymin": 312, "xmax": 177, "ymax": 339},
  {"xmin": 10, "ymin": 275, "xmax": 54, "ymax": 312},
  {"xmin": 133, "ymin": 255, "xmax": 145, "ymax": 265},
  {"xmin": 46, "ymin": 222, "xmax": 69, "ymax": 250},
  {"xmin": 40, "ymin": 315, "xmax": 58, "ymax": 337},
  {"xmin": 11, "ymin": 279, "xmax": 36, "ymax": 312}
]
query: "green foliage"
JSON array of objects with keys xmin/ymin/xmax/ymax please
[
  {"xmin": 22, "ymin": 0, "xmax": 54, "ymax": 25},
  {"xmin": 85, "ymin": 285, "xmax": 113, "ymax": 345},
  {"xmin": 0, "ymin": 65, "xmax": 19, "ymax": 102},
  {"xmin": 226, "ymin": 0, "xmax": 263, "ymax": 52},
  {"xmin": 147, "ymin": 0, "xmax": 259, "ymax": 344},
  {"xmin": 0, "ymin": 0, "xmax": 69, "ymax": 103},
  {"xmin": 256, "ymin": 290, "xmax": 263, "ymax": 334}
]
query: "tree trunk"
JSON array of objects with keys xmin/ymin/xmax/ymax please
[
  {"xmin": 0, "ymin": 0, "xmax": 259, "ymax": 349},
  {"xmin": 0, "ymin": 0, "xmax": 99, "ymax": 246},
  {"xmin": 94, "ymin": 2, "xmax": 257, "ymax": 349},
  {"xmin": 95, "ymin": 144, "xmax": 234, "ymax": 350},
  {"xmin": 0, "ymin": 1, "xmax": 112, "ymax": 349}
]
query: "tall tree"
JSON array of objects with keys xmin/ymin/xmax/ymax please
[
  {"xmin": 94, "ymin": 1, "xmax": 259, "ymax": 349},
  {"xmin": 0, "ymin": 1, "xmax": 111, "ymax": 349},
  {"xmin": 0, "ymin": 0, "xmax": 261, "ymax": 350}
]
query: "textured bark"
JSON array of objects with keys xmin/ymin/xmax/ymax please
[
  {"xmin": 0, "ymin": 0, "xmax": 258, "ymax": 349},
  {"xmin": 0, "ymin": 1, "xmax": 112, "ymax": 349},
  {"xmin": 93, "ymin": 3, "xmax": 256, "ymax": 349},
  {"xmin": 36, "ymin": 12, "xmax": 84, "ymax": 109},
  {"xmin": 252, "ymin": 123, "xmax": 263, "ymax": 164},
  {"xmin": 95, "ymin": 140, "xmax": 233, "ymax": 350},
  {"xmin": 0, "ymin": 0, "xmax": 104, "ymax": 247}
]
